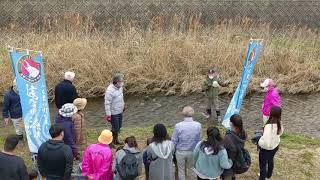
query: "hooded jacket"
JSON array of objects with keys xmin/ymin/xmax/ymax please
[
  {"xmin": 104, "ymin": 84, "xmax": 125, "ymax": 116},
  {"xmin": 82, "ymin": 143, "xmax": 113, "ymax": 180},
  {"xmin": 262, "ymin": 87, "xmax": 281, "ymax": 116},
  {"xmin": 202, "ymin": 77, "xmax": 228, "ymax": 98},
  {"xmin": 147, "ymin": 140, "xmax": 175, "ymax": 180},
  {"xmin": 55, "ymin": 114, "xmax": 78, "ymax": 156},
  {"xmin": 2, "ymin": 87, "xmax": 22, "ymax": 119},
  {"xmin": 113, "ymin": 144, "xmax": 143, "ymax": 180},
  {"xmin": 55, "ymin": 80, "xmax": 78, "ymax": 109},
  {"xmin": 37, "ymin": 140, "xmax": 73, "ymax": 180}
]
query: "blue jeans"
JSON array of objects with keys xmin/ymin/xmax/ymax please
[
  {"xmin": 259, "ymin": 146, "xmax": 279, "ymax": 180},
  {"xmin": 111, "ymin": 113, "xmax": 123, "ymax": 133}
]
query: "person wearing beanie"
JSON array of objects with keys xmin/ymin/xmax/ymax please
[
  {"xmin": 171, "ymin": 106, "xmax": 202, "ymax": 180},
  {"xmin": 82, "ymin": 129, "xmax": 113, "ymax": 180},
  {"xmin": 55, "ymin": 103, "xmax": 79, "ymax": 159},
  {"xmin": 202, "ymin": 68, "xmax": 230, "ymax": 122},
  {"xmin": 54, "ymin": 71, "xmax": 78, "ymax": 109},
  {"xmin": 260, "ymin": 79, "xmax": 282, "ymax": 124},
  {"xmin": 72, "ymin": 98, "xmax": 88, "ymax": 151},
  {"xmin": 104, "ymin": 73, "xmax": 125, "ymax": 146},
  {"xmin": 2, "ymin": 79, "xmax": 24, "ymax": 142}
]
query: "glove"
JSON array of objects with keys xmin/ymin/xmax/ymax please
[{"xmin": 105, "ymin": 115, "xmax": 112, "ymax": 122}]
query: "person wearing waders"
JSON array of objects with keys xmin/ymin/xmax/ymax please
[
  {"xmin": 105, "ymin": 73, "xmax": 126, "ymax": 146},
  {"xmin": 202, "ymin": 68, "xmax": 230, "ymax": 122}
]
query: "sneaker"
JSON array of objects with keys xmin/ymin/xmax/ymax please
[{"xmin": 202, "ymin": 112, "xmax": 210, "ymax": 119}]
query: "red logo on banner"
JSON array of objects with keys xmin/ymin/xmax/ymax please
[
  {"xmin": 248, "ymin": 48, "xmax": 256, "ymax": 65},
  {"xmin": 17, "ymin": 55, "xmax": 41, "ymax": 83}
]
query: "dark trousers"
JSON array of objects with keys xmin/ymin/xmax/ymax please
[
  {"xmin": 259, "ymin": 146, "xmax": 279, "ymax": 180},
  {"xmin": 197, "ymin": 176, "xmax": 216, "ymax": 180},
  {"xmin": 111, "ymin": 113, "xmax": 123, "ymax": 133}
]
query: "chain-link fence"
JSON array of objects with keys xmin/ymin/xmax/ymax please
[{"xmin": 0, "ymin": 0, "xmax": 319, "ymax": 31}]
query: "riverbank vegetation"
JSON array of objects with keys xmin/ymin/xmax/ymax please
[{"xmin": 0, "ymin": 17, "xmax": 319, "ymax": 101}]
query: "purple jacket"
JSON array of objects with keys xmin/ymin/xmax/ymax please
[
  {"xmin": 262, "ymin": 88, "xmax": 281, "ymax": 116},
  {"xmin": 55, "ymin": 114, "xmax": 78, "ymax": 156}
]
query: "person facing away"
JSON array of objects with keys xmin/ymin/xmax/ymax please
[
  {"xmin": 0, "ymin": 134, "xmax": 29, "ymax": 180},
  {"xmin": 222, "ymin": 114, "xmax": 247, "ymax": 180},
  {"xmin": 143, "ymin": 138, "xmax": 153, "ymax": 180},
  {"xmin": 2, "ymin": 79, "xmax": 24, "ymax": 141},
  {"xmin": 55, "ymin": 71, "xmax": 78, "ymax": 109},
  {"xmin": 104, "ymin": 72, "xmax": 125, "ymax": 145},
  {"xmin": 171, "ymin": 106, "xmax": 202, "ymax": 180},
  {"xmin": 113, "ymin": 136, "xmax": 143, "ymax": 180},
  {"xmin": 37, "ymin": 124, "xmax": 73, "ymax": 180},
  {"xmin": 202, "ymin": 68, "xmax": 230, "ymax": 122},
  {"xmin": 260, "ymin": 79, "xmax": 281, "ymax": 124},
  {"xmin": 258, "ymin": 106, "xmax": 284, "ymax": 180},
  {"xmin": 55, "ymin": 103, "xmax": 79, "ymax": 159},
  {"xmin": 72, "ymin": 98, "xmax": 88, "ymax": 151},
  {"xmin": 193, "ymin": 127, "xmax": 233, "ymax": 180},
  {"xmin": 147, "ymin": 124, "xmax": 175, "ymax": 180},
  {"xmin": 82, "ymin": 129, "xmax": 113, "ymax": 180}
]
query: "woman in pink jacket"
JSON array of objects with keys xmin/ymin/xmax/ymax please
[
  {"xmin": 260, "ymin": 79, "xmax": 282, "ymax": 124},
  {"xmin": 82, "ymin": 129, "xmax": 113, "ymax": 180}
]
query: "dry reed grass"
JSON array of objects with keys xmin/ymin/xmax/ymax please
[{"xmin": 0, "ymin": 15, "xmax": 319, "ymax": 101}]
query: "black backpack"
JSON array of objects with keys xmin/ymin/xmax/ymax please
[
  {"xmin": 116, "ymin": 149, "xmax": 139, "ymax": 180},
  {"xmin": 229, "ymin": 133, "xmax": 251, "ymax": 174}
]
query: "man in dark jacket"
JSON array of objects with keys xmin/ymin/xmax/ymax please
[
  {"xmin": 37, "ymin": 124, "xmax": 73, "ymax": 180},
  {"xmin": 54, "ymin": 71, "xmax": 78, "ymax": 109},
  {"xmin": 0, "ymin": 134, "xmax": 29, "ymax": 180},
  {"xmin": 2, "ymin": 80, "xmax": 24, "ymax": 141}
]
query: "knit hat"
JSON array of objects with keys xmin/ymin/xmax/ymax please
[
  {"xmin": 73, "ymin": 98, "xmax": 87, "ymax": 111},
  {"xmin": 59, "ymin": 103, "xmax": 78, "ymax": 117},
  {"xmin": 64, "ymin": 71, "xmax": 75, "ymax": 81},
  {"xmin": 260, "ymin": 79, "xmax": 275, "ymax": 88},
  {"xmin": 98, "ymin": 130, "xmax": 113, "ymax": 145},
  {"xmin": 112, "ymin": 73, "xmax": 124, "ymax": 83},
  {"xmin": 182, "ymin": 106, "xmax": 195, "ymax": 117}
]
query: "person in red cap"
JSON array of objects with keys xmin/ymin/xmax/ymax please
[{"xmin": 202, "ymin": 68, "xmax": 230, "ymax": 122}]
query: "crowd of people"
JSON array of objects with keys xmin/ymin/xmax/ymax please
[{"xmin": 1, "ymin": 69, "xmax": 283, "ymax": 180}]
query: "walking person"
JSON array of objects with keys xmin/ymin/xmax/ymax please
[
  {"xmin": 192, "ymin": 127, "xmax": 233, "ymax": 180},
  {"xmin": 104, "ymin": 73, "xmax": 125, "ymax": 145},
  {"xmin": 260, "ymin": 79, "xmax": 281, "ymax": 124},
  {"xmin": 114, "ymin": 136, "xmax": 143, "ymax": 180},
  {"xmin": 72, "ymin": 98, "xmax": 88, "ymax": 151},
  {"xmin": 172, "ymin": 106, "xmax": 202, "ymax": 180},
  {"xmin": 147, "ymin": 124, "xmax": 175, "ymax": 180},
  {"xmin": 2, "ymin": 79, "xmax": 24, "ymax": 141},
  {"xmin": 202, "ymin": 68, "xmax": 230, "ymax": 122},
  {"xmin": 55, "ymin": 71, "xmax": 78, "ymax": 109},
  {"xmin": 0, "ymin": 135, "xmax": 29, "ymax": 180},
  {"xmin": 82, "ymin": 129, "xmax": 114, "ymax": 180},
  {"xmin": 37, "ymin": 124, "xmax": 73, "ymax": 180},
  {"xmin": 55, "ymin": 103, "xmax": 79, "ymax": 159},
  {"xmin": 258, "ymin": 106, "xmax": 284, "ymax": 180},
  {"xmin": 222, "ymin": 114, "xmax": 249, "ymax": 180}
]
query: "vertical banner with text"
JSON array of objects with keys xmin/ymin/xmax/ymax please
[
  {"xmin": 222, "ymin": 40, "xmax": 263, "ymax": 129},
  {"xmin": 9, "ymin": 48, "xmax": 51, "ymax": 153}
]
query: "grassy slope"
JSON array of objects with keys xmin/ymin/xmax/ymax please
[{"xmin": 0, "ymin": 124, "xmax": 319, "ymax": 180}]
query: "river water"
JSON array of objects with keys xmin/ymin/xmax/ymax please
[{"xmin": 1, "ymin": 93, "xmax": 320, "ymax": 137}]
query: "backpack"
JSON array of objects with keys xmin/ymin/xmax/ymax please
[
  {"xmin": 228, "ymin": 133, "xmax": 251, "ymax": 174},
  {"xmin": 116, "ymin": 149, "xmax": 139, "ymax": 180}
]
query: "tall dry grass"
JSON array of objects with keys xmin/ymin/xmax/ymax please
[{"xmin": 0, "ymin": 16, "xmax": 319, "ymax": 101}]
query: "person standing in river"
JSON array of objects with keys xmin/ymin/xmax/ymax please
[
  {"xmin": 202, "ymin": 68, "xmax": 230, "ymax": 122},
  {"xmin": 260, "ymin": 79, "xmax": 281, "ymax": 124},
  {"xmin": 104, "ymin": 72, "xmax": 125, "ymax": 145},
  {"xmin": 2, "ymin": 79, "xmax": 24, "ymax": 142},
  {"xmin": 55, "ymin": 71, "xmax": 78, "ymax": 109}
]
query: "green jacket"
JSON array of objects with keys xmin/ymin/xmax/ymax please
[{"xmin": 202, "ymin": 77, "xmax": 228, "ymax": 98}]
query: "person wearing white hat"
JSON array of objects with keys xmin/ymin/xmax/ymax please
[
  {"xmin": 104, "ymin": 73, "xmax": 125, "ymax": 145},
  {"xmin": 260, "ymin": 79, "xmax": 282, "ymax": 124},
  {"xmin": 55, "ymin": 103, "xmax": 79, "ymax": 159},
  {"xmin": 54, "ymin": 71, "xmax": 78, "ymax": 109},
  {"xmin": 2, "ymin": 79, "xmax": 24, "ymax": 142}
]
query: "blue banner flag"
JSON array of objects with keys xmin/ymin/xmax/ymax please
[
  {"xmin": 222, "ymin": 39, "xmax": 263, "ymax": 129},
  {"xmin": 9, "ymin": 47, "xmax": 51, "ymax": 153}
]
